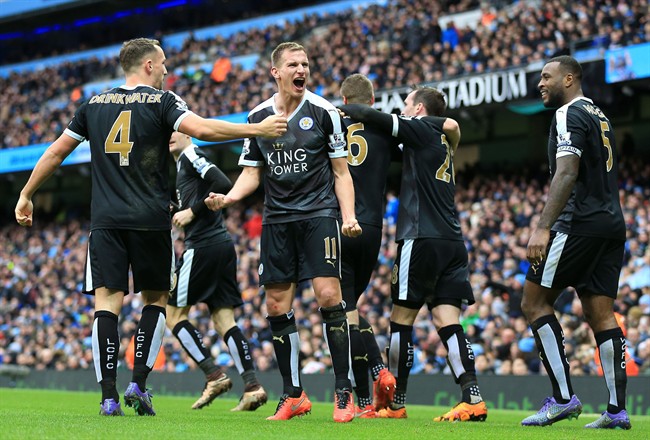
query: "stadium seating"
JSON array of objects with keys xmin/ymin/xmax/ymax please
[{"xmin": 1, "ymin": 0, "xmax": 647, "ymax": 149}]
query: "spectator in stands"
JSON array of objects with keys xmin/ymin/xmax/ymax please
[{"xmin": 3, "ymin": 0, "xmax": 648, "ymax": 150}]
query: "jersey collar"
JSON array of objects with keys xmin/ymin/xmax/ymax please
[{"xmin": 273, "ymin": 91, "xmax": 309, "ymax": 121}]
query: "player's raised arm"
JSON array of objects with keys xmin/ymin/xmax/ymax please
[
  {"xmin": 178, "ymin": 113, "xmax": 286, "ymax": 142},
  {"xmin": 442, "ymin": 117, "xmax": 461, "ymax": 151},
  {"xmin": 339, "ymin": 104, "xmax": 394, "ymax": 136}
]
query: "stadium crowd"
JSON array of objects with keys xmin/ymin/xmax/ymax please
[
  {"xmin": 2, "ymin": 157, "xmax": 649, "ymax": 378},
  {"xmin": 2, "ymin": 0, "xmax": 649, "ymax": 149}
]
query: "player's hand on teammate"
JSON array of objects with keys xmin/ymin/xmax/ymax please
[
  {"xmin": 258, "ymin": 113, "xmax": 287, "ymax": 138},
  {"xmin": 204, "ymin": 193, "xmax": 235, "ymax": 211},
  {"xmin": 342, "ymin": 218, "xmax": 362, "ymax": 238},
  {"xmin": 526, "ymin": 228, "xmax": 550, "ymax": 265},
  {"xmin": 15, "ymin": 195, "xmax": 33, "ymax": 227},
  {"xmin": 172, "ymin": 208, "xmax": 195, "ymax": 228}
]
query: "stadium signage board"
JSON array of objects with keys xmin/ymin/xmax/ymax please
[{"xmin": 371, "ymin": 69, "xmax": 529, "ymax": 113}]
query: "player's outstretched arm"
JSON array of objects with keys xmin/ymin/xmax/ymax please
[
  {"xmin": 338, "ymin": 104, "xmax": 393, "ymax": 135},
  {"xmin": 15, "ymin": 133, "xmax": 80, "ymax": 227},
  {"xmin": 178, "ymin": 113, "xmax": 286, "ymax": 142},
  {"xmin": 205, "ymin": 166, "xmax": 262, "ymax": 211},
  {"xmin": 189, "ymin": 164, "xmax": 233, "ymax": 217}
]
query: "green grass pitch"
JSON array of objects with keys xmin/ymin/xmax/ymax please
[{"xmin": 0, "ymin": 388, "xmax": 647, "ymax": 439}]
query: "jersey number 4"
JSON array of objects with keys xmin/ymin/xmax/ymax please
[{"xmin": 105, "ymin": 111, "xmax": 134, "ymax": 166}]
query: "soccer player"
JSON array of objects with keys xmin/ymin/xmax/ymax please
[
  {"xmin": 339, "ymin": 74, "xmax": 399, "ymax": 417},
  {"xmin": 520, "ymin": 55, "xmax": 631, "ymax": 430},
  {"xmin": 14, "ymin": 37, "xmax": 286, "ymax": 417},
  {"xmin": 168, "ymin": 131, "xmax": 267, "ymax": 411},
  {"xmin": 340, "ymin": 87, "xmax": 488, "ymax": 422},
  {"xmin": 205, "ymin": 41, "xmax": 361, "ymax": 423}
]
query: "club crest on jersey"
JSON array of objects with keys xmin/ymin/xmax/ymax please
[{"xmin": 299, "ymin": 117, "xmax": 313, "ymax": 130}]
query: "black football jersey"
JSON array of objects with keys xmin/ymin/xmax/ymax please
[
  {"xmin": 343, "ymin": 117, "xmax": 401, "ymax": 227},
  {"xmin": 175, "ymin": 145, "xmax": 230, "ymax": 248},
  {"xmin": 547, "ymin": 97, "xmax": 625, "ymax": 240},
  {"xmin": 65, "ymin": 85, "xmax": 192, "ymax": 230},
  {"xmin": 389, "ymin": 114, "xmax": 462, "ymax": 241},
  {"xmin": 239, "ymin": 90, "xmax": 348, "ymax": 224}
]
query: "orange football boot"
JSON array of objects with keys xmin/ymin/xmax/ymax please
[
  {"xmin": 333, "ymin": 389, "xmax": 355, "ymax": 423},
  {"xmin": 433, "ymin": 401, "xmax": 488, "ymax": 422},
  {"xmin": 376, "ymin": 403, "xmax": 407, "ymax": 419},
  {"xmin": 266, "ymin": 391, "xmax": 312, "ymax": 420},
  {"xmin": 355, "ymin": 405, "xmax": 378, "ymax": 419}
]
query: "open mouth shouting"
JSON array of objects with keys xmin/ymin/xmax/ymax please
[{"xmin": 293, "ymin": 77, "xmax": 306, "ymax": 92}]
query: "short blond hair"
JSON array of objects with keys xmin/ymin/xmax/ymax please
[
  {"xmin": 271, "ymin": 42, "xmax": 306, "ymax": 67},
  {"xmin": 341, "ymin": 74, "xmax": 374, "ymax": 104},
  {"xmin": 120, "ymin": 38, "xmax": 161, "ymax": 74}
]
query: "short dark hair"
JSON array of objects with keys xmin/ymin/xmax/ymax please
[
  {"xmin": 340, "ymin": 74, "xmax": 374, "ymax": 104},
  {"xmin": 120, "ymin": 38, "xmax": 161, "ymax": 74},
  {"xmin": 271, "ymin": 42, "xmax": 306, "ymax": 68},
  {"xmin": 412, "ymin": 87, "xmax": 447, "ymax": 117},
  {"xmin": 547, "ymin": 55, "xmax": 583, "ymax": 80}
]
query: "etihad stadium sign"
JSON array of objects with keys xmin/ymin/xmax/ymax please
[{"xmin": 373, "ymin": 69, "xmax": 529, "ymax": 112}]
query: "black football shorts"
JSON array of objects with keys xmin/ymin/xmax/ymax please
[
  {"xmin": 84, "ymin": 229, "xmax": 173, "ymax": 294},
  {"xmin": 391, "ymin": 238, "xmax": 475, "ymax": 310},
  {"xmin": 526, "ymin": 231, "xmax": 624, "ymax": 298},
  {"xmin": 340, "ymin": 223, "xmax": 382, "ymax": 312},
  {"xmin": 169, "ymin": 239, "xmax": 242, "ymax": 311},
  {"xmin": 259, "ymin": 217, "xmax": 341, "ymax": 285}
]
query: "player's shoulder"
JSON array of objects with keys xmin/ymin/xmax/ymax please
[
  {"xmin": 422, "ymin": 115, "xmax": 447, "ymax": 130},
  {"xmin": 248, "ymin": 97, "xmax": 275, "ymax": 120},
  {"xmin": 304, "ymin": 90, "xmax": 337, "ymax": 112},
  {"xmin": 180, "ymin": 145, "xmax": 205, "ymax": 162},
  {"xmin": 556, "ymin": 97, "xmax": 595, "ymax": 120},
  {"xmin": 398, "ymin": 114, "xmax": 441, "ymax": 131}
]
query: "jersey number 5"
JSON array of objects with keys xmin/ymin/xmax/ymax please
[
  {"xmin": 105, "ymin": 111, "xmax": 134, "ymax": 166},
  {"xmin": 600, "ymin": 120, "xmax": 613, "ymax": 172}
]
